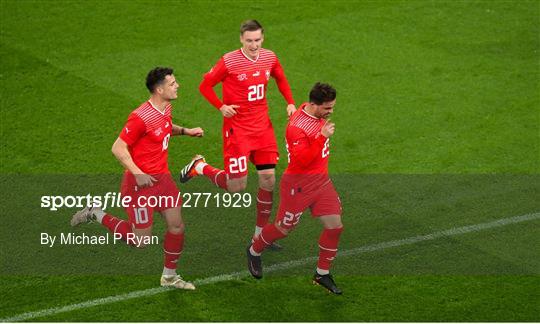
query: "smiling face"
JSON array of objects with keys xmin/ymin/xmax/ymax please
[
  {"xmin": 312, "ymin": 99, "xmax": 336, "ymax": 119},
  {"xmin": 240, "ymin": 29, "xmax": 264, "ymax": 60}
]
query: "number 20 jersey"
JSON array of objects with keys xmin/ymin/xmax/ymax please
[{"xmin": 202, "ymin": 48, "xmax": 287, "ymax": 135}]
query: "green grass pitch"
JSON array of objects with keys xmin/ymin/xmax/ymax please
[{"xmin": 1, "ymin": 0, "xmax": 539, "ymax": 322}]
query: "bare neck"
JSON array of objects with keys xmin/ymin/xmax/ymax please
[
  {"xmin": 148, "ymin": 95, "xmax": 168, "ymax": 112},
  {"xmin": 303, "ymin": 103, "xmax": 317, "ymax": 118}
]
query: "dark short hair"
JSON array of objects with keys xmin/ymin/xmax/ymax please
[
  {"xmin": 240, "ymin": 19, "xmax": 264, "ymax": 35},
  {"xmin": 309, "ymin": 82, "xmax": 337, "ymax": 105},
  {"xmin": 146, "ymin": 67, "xmax": 174, "ymax": 93}
]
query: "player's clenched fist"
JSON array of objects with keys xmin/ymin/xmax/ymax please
[
  {"xmin": 220, "ymin": 104, "xmax": 239, "ymax": 118},
  {"xmin": 185, "ymin": 127, "xmax": 204, "ymax": 137},
  {"xmin": 321, "ymin": 121, "xmax": 335, "ymax": 138}
]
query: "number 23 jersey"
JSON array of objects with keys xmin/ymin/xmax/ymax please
[{"xmin": 285, "ymin": 103, "xmax": 330, "ymax": 176}]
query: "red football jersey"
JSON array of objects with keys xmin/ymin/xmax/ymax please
[
  {"xmin": 202, "ymin": 48, "xmax": 293, "ymax": 135},
  {"xmin": 285, "ymin": 103, "xmax": 330, "ymax": 176},
  {"xmin": 119, "ymin": 101, "xmax": 173, "ymax": 174}
]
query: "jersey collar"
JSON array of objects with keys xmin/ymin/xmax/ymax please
[
  {"xmin": 148, "ymin": 100, "xmax": 168, "ymax": 115},
  {"xmin": 302, "ymin": 107, "xmax": 319, "ymax": 120},
  {"xmin": 240, "ymin": 48, "xmax": 260, "ymax": 63}
]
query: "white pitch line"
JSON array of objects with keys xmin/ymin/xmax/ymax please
[{"xmin": 2, "ymin": 212, "xmax": 539, "ymax": 322}]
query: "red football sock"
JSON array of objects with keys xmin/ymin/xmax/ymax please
[
  {"xmin": 252, "ymin": 224, "xmax": 287, "ymax": 253},
  {"xmin": 101, "ymin": 214, "xmax": 132, "ymax": 242},
  {"xmin": 163, "ymin": 231, "xmax": 184, "ymax": 270},
  {"xmin": 317, "ymin": 227, "xmax": 343, "ymax": 271},
  {"xmin": 202, "ymin": 164, "xmax": 228, "ymax": 190},
  {"xmin": 256, "ymin": 188, "xmax": 273, "ymax": 228}
]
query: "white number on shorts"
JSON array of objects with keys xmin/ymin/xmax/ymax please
[
  {"xmin": 162, "ymin": 133, "xmax": 171, "ymax": 151},
  {"xmin": 248, "ymin": 84, "xmax": 265, "ymax": 101},
  {"xmin": 281, "ymin": 211, "xmax": 303, "ymax": 227},
  {"xmin": 229, "ymin": 156, "xmax": 247, "ymax": 174},
  {"xmin": 322, "ymin": 138, "xmax": 330, "ymax": 158},
  {"xmin": 133, "ymin": 207, "xmax": 149, "ymax": 224}
]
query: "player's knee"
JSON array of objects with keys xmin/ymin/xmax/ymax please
[
  {"xmin": 259, "ymin": 178, "xmax": 275, "ymax": 191},
  {"xmin": 323, "ymin": 216, "xmax": 343, "ymax": 230},
  {"xmin": 327, "ymin": 221, "xmax": 343, "ymax": 229},
  {"xmin": 229, "ymin": 185, "xmax": 245, "ymax": 193},
  {"xmin": 274, "ymin": 223, "xmax": 291, "ymax": 236},
  {"xmin": 131, "ymin": 234, "xmax": 151, "ymax": 249},
  {"xmin": 228, "ymin": 180, "xmax": 247, "ymax": 192},
  {"xmin": 258, "ymin": 174, "xmax": 275, "ymax": 191},
  {"xmin": 167, "ymin": 222, "xmax": 184, "ymax": 235}
]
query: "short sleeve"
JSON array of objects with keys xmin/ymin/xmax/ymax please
[{"xmin": 119, "ymin": 113, "xmax": 146, "ymax": 146}]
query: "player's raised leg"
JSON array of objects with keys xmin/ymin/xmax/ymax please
[
  {"xmin": 179, "ymin": 154, "xmax": 222, "ymax": 184},
  {"xmin": 180, "ymin": 154, "xmax": 253, "ymax": 193},
  {"xmin": 159, "ymin": 207, "xmax": 195, "ymax": 290},
  {"xmin": 71, "ymin": 206, "xmax": 136, "ymax": 243},
  {"xmin": 71, "ymin": 205, "xmax": 155, "ymax": 248}
]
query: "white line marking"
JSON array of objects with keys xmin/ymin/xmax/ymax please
[{"xmin": 2, "ymin": 212, "xmax": 539, "ymax": 322}]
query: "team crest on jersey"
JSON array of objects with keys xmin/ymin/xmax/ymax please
[
  {"xmin": 265, "ymin": 70, "xmax": 270, "ymax": 80},
  {"xmin": 154, "ymin": 128, "xmax": 163, "ymax": 136},
  {"xmin": 237, "ymin": 73, "xmax": 247, "ymax": 81}
]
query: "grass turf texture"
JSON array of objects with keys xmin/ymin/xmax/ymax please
[
  {"xmin": 1, "ymin": 0, "xmax": 539, "ymax": 322},
  {"xmin": 1, "ymin": 276, "xmax": 539, "ymax": 322}
]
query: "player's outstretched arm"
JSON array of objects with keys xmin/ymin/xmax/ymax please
[
  {"xmin": 172, "ymin": 124, "xmax": 204, "ymax": 137},
  {"xmin": 111, "ymin": 137, "xmax": 156, "ymax": 187}
]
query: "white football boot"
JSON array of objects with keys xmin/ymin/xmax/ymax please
[
  {"xmin": 160, "ymin": 274, "xmax": 196, "ymax": 290},
  {"xmin": 70, "ymin": 206, "xmax": 101, "ymax": 227}
]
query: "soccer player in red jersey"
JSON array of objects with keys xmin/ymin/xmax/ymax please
[
  {"xmin": 71, "ymin": 67, "xmax": 204, "ymax": 290},
  {"xmin": 246, "ymin": 83, "xmax": 344, "ymax": 294},
  {"xmin": 180, "ymin": 20, "xmax": 296, "ymax": 246}
]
